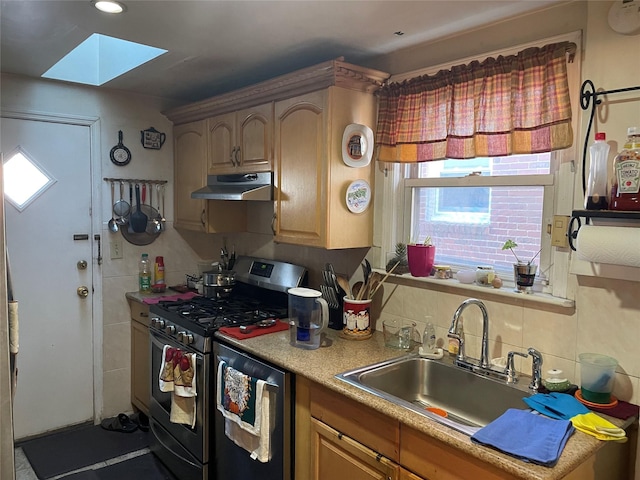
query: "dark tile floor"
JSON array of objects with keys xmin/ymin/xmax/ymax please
[{"xmin": 15, "ymin": 446, "xmax": 153, "ymax": 480}]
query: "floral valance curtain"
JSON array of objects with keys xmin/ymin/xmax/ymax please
[{"xmin": 376, "ymin": 41, "xmax": 577, "ymax": 163}]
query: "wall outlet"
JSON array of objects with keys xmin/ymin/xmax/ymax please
[
  {"xmin": 110, "ymin": 238, "xmax": 123, "ymax": 259},
  {"xmin": 550, "ymin": 215, "xmax": 570, "ymax": 247}
]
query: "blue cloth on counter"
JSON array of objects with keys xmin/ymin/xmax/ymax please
[
  {"xmin": 523, "ymin": 392, "xmax": 590, "ymax": 420},
  {"xmin": 471, "ymin": 408, "xmax": 574, "ymax": 467}
]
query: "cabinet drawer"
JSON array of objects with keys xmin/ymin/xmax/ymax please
[
  {"xmin": 309, "ymin": 382, "xmax": 399, "ymax": 462},
  {"xmin": 400, "ymin": 425, "xmax": 513, "ymax": 480},
  {"xmin": 130, "ymin": 300, "xmax": 150, "ymax": 326}
]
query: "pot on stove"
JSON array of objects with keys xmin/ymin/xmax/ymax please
[{"xmin": 203, "ymin": 270, "xmax": 236, "ymax": 299}]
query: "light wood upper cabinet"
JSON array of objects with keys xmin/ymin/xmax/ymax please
[
  {"xmin": 274, "ymin": 86, "xmax": 377, "ymax": 249},
  {"xmin": 207, "ymin": 103, "xmax": 273, "ymax": 175},
  {"xmin": 174, "ymin": 120, "xmax": 207, "ymax": 231},
  {"xmin": 174, "ymin": 120, "xmax": 247, "ymax": 232}
]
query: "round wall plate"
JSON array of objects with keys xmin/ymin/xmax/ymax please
[
  {"xmin": 608, "ymin": 0, "xmax": 640, "ymax": 34},
  {"xmin": 342, "ymin": 124, "xmax": 374, "ymax": 167},
  {"xmin": 345, "ymin": 179, "xmax": 371, "ymax": 214}
]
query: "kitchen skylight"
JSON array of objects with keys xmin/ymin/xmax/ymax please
[{"xmin": 42, "ymin": 33, "xmax": 167, "ymax": 86}]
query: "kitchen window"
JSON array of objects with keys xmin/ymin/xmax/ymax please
[{"xmin": 376, "ymin": 32, "xmax": 581, "ymax": 300}]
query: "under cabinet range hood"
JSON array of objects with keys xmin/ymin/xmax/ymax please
[{"xmin": 191, "ymin": 172, "xmax": 272, "ymax": 201}]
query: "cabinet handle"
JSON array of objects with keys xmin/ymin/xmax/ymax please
[
  {"xmin": 201, "ymin": 209, "xmax": 206, "ymax": 227},
  {"xmin": 234, "ymin": 146, "xmax": 240, "ymax": 166},
  {"xmin": 271, "ymin": 213, "xmax": 277, "ymax": 235},
  {"xmin": 140, "ymin": 312, "xmax": 149, "ymax": 317},
  {"xmin": 230, "ymin": 147, "xmax": 236, "ymax": 166}
]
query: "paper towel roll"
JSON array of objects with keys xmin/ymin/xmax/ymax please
[{"xmin": 576, "ymin": 225, "xmax": 640, "ymax": 268}]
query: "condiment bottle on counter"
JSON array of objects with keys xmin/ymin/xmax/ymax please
[
  {"xmin": 139, "ymin": 253, "xmax": 151, "ymax": 293},
  {"xmin": 153, "ymin": 256, "xmax": 166, "ymax": 292},
  {"xmin": 610, "ymin": 127, "xmax": 640, "ymax": 211},
  {"xmin": 584, "ymin": 132, "xmax": 609, "ymax": 210}
]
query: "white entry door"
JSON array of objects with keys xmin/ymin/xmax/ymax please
[{"xmin": 2, "ymin": 116, "xmax": 95, "ymax": 439}]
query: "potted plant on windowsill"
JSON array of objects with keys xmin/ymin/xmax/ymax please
[
  {"xmin": 407, "ymin": 236, "xmax": 436, "ymax": 277},
  {"xmin": 502, "ymin": 240, "xmax": 541, "ymax": 294}
]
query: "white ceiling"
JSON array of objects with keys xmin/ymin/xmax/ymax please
[{"xmin": 1, "ymin": 0, "xmax": 567, "ymax": 104}]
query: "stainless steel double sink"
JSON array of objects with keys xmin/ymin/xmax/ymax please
[{"xmin": 336, "ymin": 354, "xmax": 533, "ymax": 436}]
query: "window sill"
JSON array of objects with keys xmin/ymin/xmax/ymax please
[{"xmin": 375, "ymin": 269, "xmax": 575, "ymax": 312}]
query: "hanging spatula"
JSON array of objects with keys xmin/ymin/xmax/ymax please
[{"xmin": 130, "ymin": 183, "xmax": 148, "ymax": 233}]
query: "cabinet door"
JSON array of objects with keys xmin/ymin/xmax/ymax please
[
  {"xmin": 311, "ymin": 418, "xmax": 399, "ymax": 480},
  {"xmin": 207, "ymin": 112, "xmax": 236, "ymax": 174},
  {"xmin": 399, "ymin": 468, "xmax": 424, "ymax": 480},
  {"xmin": 237, "ymin": 103, "xmax": 273, "ymax": 172},
  {"xmin": 274, "ymin": 90, "xmax": 326, "ymax": 246},
  {"xmin": 174, "ymin": 121, "xmax": 207, "ymax": 231},
  {"xmin": 131, "ymin": 316, "xmax": 150, "ymax": 414}
]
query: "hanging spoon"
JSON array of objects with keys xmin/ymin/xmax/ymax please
[
  {"xmin": 159, "ymin": 184, "xmax": 166, "ymax": 231},
  {"xmin": 107, "ymin": 181, "xmax": 119, "ymax": 233}
]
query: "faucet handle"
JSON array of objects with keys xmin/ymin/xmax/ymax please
[{"xmin": 505, "ymin": 351, "xmax": 528, "ymax": 383}]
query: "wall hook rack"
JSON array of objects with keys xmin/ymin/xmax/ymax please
[{"xmin": 103, "ymin": 177, "xmax": 167, "ymax": 185}]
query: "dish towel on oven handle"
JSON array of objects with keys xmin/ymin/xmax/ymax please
[
  {"xmin": 159, "ymin": 345, "xmax": 174, "ymax": 392},
  {"xmin": 216, "ymin": 360, "xmax": 272, "ymax": 462},
  {"xmin": 169, "ymin": 352, "xmax": 197, "ymax": 428}
]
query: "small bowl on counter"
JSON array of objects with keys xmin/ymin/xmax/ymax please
[{"xmin": 455, "ymin": 270, "xmax": 475, "ymax": 284}]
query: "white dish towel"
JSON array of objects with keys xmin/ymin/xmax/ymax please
[
  {"xmin": 170, "ymin": 352, "xmax": 197, "ymax": 428},
  {"xmin": 216, "ymin": 360, "xmax": 272, "ymax": 462}
]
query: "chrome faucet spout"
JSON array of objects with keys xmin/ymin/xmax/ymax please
[
  {"xmin": 448, "ymin": 298, "xmax": 490, "ymax": 370},
  {"xmin": 527, "ymin": 347, "xmax": 543, "ymax": 393}
]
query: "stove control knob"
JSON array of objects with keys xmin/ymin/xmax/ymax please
[
  {"xmin": 165, "ymin": 325, "xmax": 176, "ymax": 335},
  {"xmin": 152, "ymin": 318, "xmax": 165, "ymax": 329},
  {"xmin": 183, "ymin": 333, "xmax": 194, "ymax": 345}
]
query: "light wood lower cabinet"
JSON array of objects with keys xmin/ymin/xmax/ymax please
[
  {"xmin": 129, "ymin": 299, "xmax": 150, "ymax": 414},
  {"xmin": 311, "ymin": 418, "xmax": 399, "ymax": 480}
]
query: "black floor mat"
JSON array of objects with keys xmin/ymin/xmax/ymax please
[
  {"xmin": 19, "ymin": 423, "xmax": 149, "ymax": 479},
  {"xmin": 64, "ymin": 454, "xmax": 176, "ymax": 480}
]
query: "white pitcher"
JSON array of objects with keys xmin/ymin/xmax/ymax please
[{"xmin": 288, "ymin": 287, "xmax": 329, "ymax": 350}]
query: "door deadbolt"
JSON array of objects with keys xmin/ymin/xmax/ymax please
[
  {"xmin": 77, "ymin": 286, "xmax": 89, "ymax": 298},
  {"xmin": 77, "ymin": 260, "xmax": 88, "ymax": 270}
]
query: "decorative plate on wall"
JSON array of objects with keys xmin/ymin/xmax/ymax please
[
  {"xmin": 345, "ymin": 179, "xmax": 371, "ymax": 214},
  {"xmin": 342, "ymin": 124, "xmax": 374, "ymax": 167}
]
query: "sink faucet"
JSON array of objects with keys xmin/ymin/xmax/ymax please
[
  {"xmin": 448, "ymin": 298, "xmax": 490, "ymax": 370},
  {"xmin": 528, "ymin": 347, "xmax": 543, "ymax": 392}
]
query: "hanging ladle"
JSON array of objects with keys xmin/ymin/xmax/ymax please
[{"xmin": 107, "ymin": 181, "xmax": 119, "ymax": 233}]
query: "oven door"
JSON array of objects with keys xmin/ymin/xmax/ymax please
[{"xmin": 149, "ymin": 329, "xmax": 209, "ymax": 464}]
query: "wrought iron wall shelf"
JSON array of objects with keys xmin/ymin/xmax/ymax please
[
  {"xmin": 579, "ymin": 79, "xmax": 640, "ymax": 194},
  {"xmin": 568, "ymin": 209, "xmax": 640, "ymax": 251}
]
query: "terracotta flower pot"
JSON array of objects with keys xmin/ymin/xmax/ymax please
[{"xmin": 407, "ymin": 244, "xmax": 436, "ymax": 277}]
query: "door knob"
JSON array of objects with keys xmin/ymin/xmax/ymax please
[
  {"xmin": 77, "ymin": 260, "xmax": 88, "ymax": 270},
  {"xmin": 77, "ymin": 286, "xmax": 89, "ymax": 298}
]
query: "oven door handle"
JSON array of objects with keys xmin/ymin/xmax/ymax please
[
  {"xmin": 216, "ymin": 355, "xmax": 279, "ymax": 392},
  {"xmin": 151, "ymin": 330, "xmax": 204, "ymax": 362}
]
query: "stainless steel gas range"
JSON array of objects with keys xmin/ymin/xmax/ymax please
[{"xmin": 148, "ymin": 256, "xmax": 307, "ymax": 480}]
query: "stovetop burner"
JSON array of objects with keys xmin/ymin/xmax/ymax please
[
  {"xmin": 150, "ymin": 295, "xmax": 288, "ymax": 336},
  {"xmin": 149, "ymin": 256, "xmax": 307, "ymax": 340}
]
